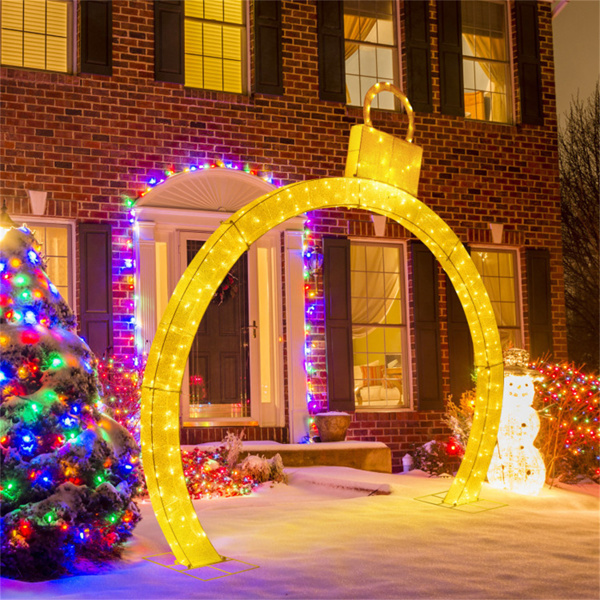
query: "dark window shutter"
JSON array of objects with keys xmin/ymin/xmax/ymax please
[
  {"xmin": 412, "ymin": 241, "xmax": 443, "ymax": 410},
  {"xmin": 516, "ymin": 0, "xmax": 544, "ymax": 125},
  {"xmin": 79, "ymin": 223, "xmax": 113, "ymax": 357},
  {"xmin": 255, "ymin": 0, "xmax": 283, "ymax": 95},
  {"xmin": 80, "ymin": 0, "xmax": 112, "ymax": 75},
  {"xmin": 323, "ymin": 237, "xmax": 355, "ymax": 412},
  {"xmin": 446, "ymin": 274, "xmax": 474, "ymax": 402},
  {"xmin": 154, "ymin": 0, "xmax": 184, "ymax": 84},
  {"xmin": 526, "ymin": 248, "xmax": 553, "ymax": 359},
  {"xmin": 437, "ymin": 0, "xmax": 464, "ymax": 117},
  {"xmin": 404, "ymin": 0, "xmax": 432, "ymax": 113},
  {"xmin": 317, "ymin": 0, "xmax": 346, "ymax": 103}
]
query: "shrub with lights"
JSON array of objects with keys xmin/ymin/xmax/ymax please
[
  {"xmin": 0, "ymin": 224, "xmax": 141, "ymax": 580},
  {"xmin": 531, "ymin": 359, "xmax": 599, "ymax": 484}
]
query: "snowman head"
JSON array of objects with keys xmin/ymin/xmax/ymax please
[{"xmin": 504, "ymin": 372, "xmax": 536, "ymax": 407}]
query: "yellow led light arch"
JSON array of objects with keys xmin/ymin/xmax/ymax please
[{"xmin": 141, "ymin": 176, "xmax": 504, "ymax": 569}]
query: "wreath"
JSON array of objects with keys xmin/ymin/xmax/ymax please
[{"xmin": 212, "ymin": 273, "xmax": 239, "ymax": 305}]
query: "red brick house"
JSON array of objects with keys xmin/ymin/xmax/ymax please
[{"xmin": 0, "ymin": 0, "xmax": 565, "ymax": 470}]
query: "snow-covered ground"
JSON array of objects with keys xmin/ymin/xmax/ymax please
[{"xmin": 2, "ymin": 468, "xmax": 598, "ymax": 599}]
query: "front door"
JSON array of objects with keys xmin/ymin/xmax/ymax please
[{"xmin": 185, "ymin": 237, "xmax": 250, "ymax": 420}]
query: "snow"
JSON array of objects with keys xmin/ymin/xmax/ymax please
[{"xmin": 2, "ymin": 468, "xmax": 598, "ymax": 599}]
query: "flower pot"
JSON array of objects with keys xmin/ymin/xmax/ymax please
[{"xmin": 314, "ymin": 412, "xmax": 351, "ymax": 442}]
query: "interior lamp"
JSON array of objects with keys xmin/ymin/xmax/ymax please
[{"xmin": 487, "ymin": 349, "xmax": 546, "ymax": 495}]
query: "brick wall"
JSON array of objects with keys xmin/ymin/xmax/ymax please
[{"xmin": 0, "ymin": 1, "xmax": 565, "ymax": 471}]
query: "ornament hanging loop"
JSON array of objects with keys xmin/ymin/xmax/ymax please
[{"xmin": 363, "ymin": 82, "xmax": 415, "ymax": 143}]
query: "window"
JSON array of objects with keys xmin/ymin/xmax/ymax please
[
  {"xmin": 24, "ymin": 221, "xmax": 74, "ymax": 309},
  {"xmin": 471, "ymin": 248, "xmax": 522, "ymax": 349},
  {"xmin": 1, "ymin": 0, "xmax": 70, "ymax": 72},
  {"xmin": 184, "ymin": 0, "xmax": 245, "ymax": 93},
  {"xmin": 344, "ymin": 0, "xmax": 398, "ymax": 109},
  {"xmin": 461, "ymin": 0, "xmax": 511, "ymax": 123},
  {"xmin": 351, "ymin": 242, "xmax": 408, "ymax": 409}
]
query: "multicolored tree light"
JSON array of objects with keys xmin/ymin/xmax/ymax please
[{"xmin": 0, "ymin": 222, "xmax": 141, "ymax": 580}]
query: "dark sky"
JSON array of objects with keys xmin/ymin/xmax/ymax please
[{"xmin": 552, "ymin": 0, "xmax": 600, "ymax": 121}]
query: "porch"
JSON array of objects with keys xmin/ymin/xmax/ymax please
[{"xmin": 184, "ymin": 440, "xmax": 392, "ymax": 474}]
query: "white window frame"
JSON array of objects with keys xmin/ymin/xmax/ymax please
[
  {"xmin": 460, "ymin": 0, "xmax": 514, "ymax": 124},
  {"xmin": 12, "ymin": 215, "xmax": 76, "ymax": 312},
  {"xmin": 470, "ymin": 244, "xmax": 524, "ymax": 348},
  {"xmin": 183, "ymin": 0, "xmax": 247, "ymax": 93},
  {"xmin": 0, "ymin": 0, "xmax": 73, "ymax": 73},
  {"xmin": 344, "ymin": 0, "xmax": 401, "ymax": 109},
  {"xmin": 349, "ymin": 237, "xmax": 412, "ymax": 412}
]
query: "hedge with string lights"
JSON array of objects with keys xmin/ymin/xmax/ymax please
[
  {"xmin": 0, "ymin": 225, "xmax": 141, "ymax": 580},
  {"xmin": 531, "ymin": 359, "xmax": 599, "ymax": 483}
]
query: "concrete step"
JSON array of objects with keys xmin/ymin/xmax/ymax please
[{"xmin": 183, "ymin": 440, "xmax": 392, "ymax": 473}]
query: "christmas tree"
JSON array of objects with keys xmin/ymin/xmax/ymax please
[{"xmin": 0, "ymin": 216, "xmax": 141, "ymax": 580}]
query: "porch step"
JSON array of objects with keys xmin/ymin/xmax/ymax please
[{"xmin": 184, "ymin": 441, "xmax": 392, "ymax": 474}]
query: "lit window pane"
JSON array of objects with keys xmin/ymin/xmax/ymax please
[
  {"xmin": 203, "ymin": 23, "xmax": 222, "ymax": 58},
  {"xmin": 377, "ymin": 18, "xmax": 394, "ymax": 46},
  {"xmin": 1, "ymin": 29, "xmax": 23, "ymax": 66},
  {"xmin": 384, "ymin": 327, "xmax": 402, "ymax": 350},
  {"xmin": 185, "ymin": 54, "xmax": 203, "ymax": 88},
  {"xmin": 223, "ymin": 59, "xmax": 241, "ymax": 93},
  {"xmin": 47, "ymin": 1, "xmax": 67, "ymax": 37},
  {"xmin": 2, "ymin": 0, "xmax": 24, "ymax": 29},
  {"xmin": 46, "ymin": 227, "xmax": 68, "ymax": 254},
  {"xmin": 204, "ymin": 0, "xmax": 224, "ymax": 22},
  {"xmin": 186, "ymin": 0, "xmax": 204, "ymax": 19},
  {"xmin": 222, "ymin": 25, "xmax": 240, "ymax": 61},
  {"xmin": 23, "ymin": 32, "xmax": 45, "ymax": 69},
  {"xmin": 185, "ymin": 20, "xmax": 203, "ymax": 54},
  {"xmin": 350, "ymin": 245, "xmax": 366, "ymax": 271},
  {"xmin": 359, "ymin": 45, "xmax": 376, "ymax": 78},
  {"xmin": 500, "ymin": 278, "xmax": 515, "ymax": 303},
  {"xmin": 203, "ymin": 56, "xmax": 223, "ymax": 90},
  {"xmin": 24, "ymin": 0, "xmax": 46, "ymax": 34},
  {"xmin": 46, "ymin": 36, "xmax": 67, "ymax": 72},
  {"xmin": 384, "ymin": 298, "xmax": 402, "ymax": 325},
  {"xmin": 376, "ymin": 46, "xmax": 394, "ymax": 80},
  {"xmin": 224, "ymin": 0, "xmax": 243, "ymax": 25},
  {"xmin": 345, "ymin": 43, "xmax": 359, "ymax": 75},
  {"xmin": 501, "ymin": 302, "xmax": 517, "ymax": 327}
]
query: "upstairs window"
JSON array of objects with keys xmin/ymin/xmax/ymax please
[
  {"xmin": 184, "ymin": 0, "xmax": 245, "ymax": 93},
  {"xmin": 461, "ymin": 0, "xmax": 511, "ymax": 123},
  {"xmin": 344, "ymin": 0, "xmax": 398, "ymax": 109},
  {"xmin": 1, "ymin": 0, "xmax": 70, "ymax": 73}
]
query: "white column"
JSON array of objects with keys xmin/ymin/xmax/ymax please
[
  {"xmin": 285, "ymin": 231, "xmax": 309, "ymax": 442},
  {"xmin": 135, "ymin": 221, "xmax": 158, "ymax": 355}
]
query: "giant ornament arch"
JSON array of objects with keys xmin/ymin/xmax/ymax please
[{"xmin": 141, "ymin": 85, "xmax": 504, "ymax": 569}]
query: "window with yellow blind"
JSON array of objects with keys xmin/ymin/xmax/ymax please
[
  {"xmin": 471, "ymin": 248, "xmax": 522, "ymax": 349},
  {"xmin": 184, "ymin": 0, "xmax": 245, "ymax": 93},
  {"xmin": 461, "ymin": 0, "xmax": 511, "ymax": 123},
  {"xmin": 1, "ymin": 0, "xmax": 71, "ymax": 73}
]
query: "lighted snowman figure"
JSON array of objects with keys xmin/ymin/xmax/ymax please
[{"xmin": 487, "ymin": 349, "xmax": 546, "ymax": 495}]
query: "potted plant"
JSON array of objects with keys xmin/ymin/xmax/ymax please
[{"xmin": 314, "ymin": 412, "xmax": 351, "ymax": 442}]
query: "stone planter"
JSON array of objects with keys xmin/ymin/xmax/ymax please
[{"xmin": 314, "ymin": 412, "xmax": 351, "ymax": 442}]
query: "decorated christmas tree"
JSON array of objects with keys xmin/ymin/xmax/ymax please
[{"xmin": 0, "ymin": 215, "xmax": 141, "ymax": 580}]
